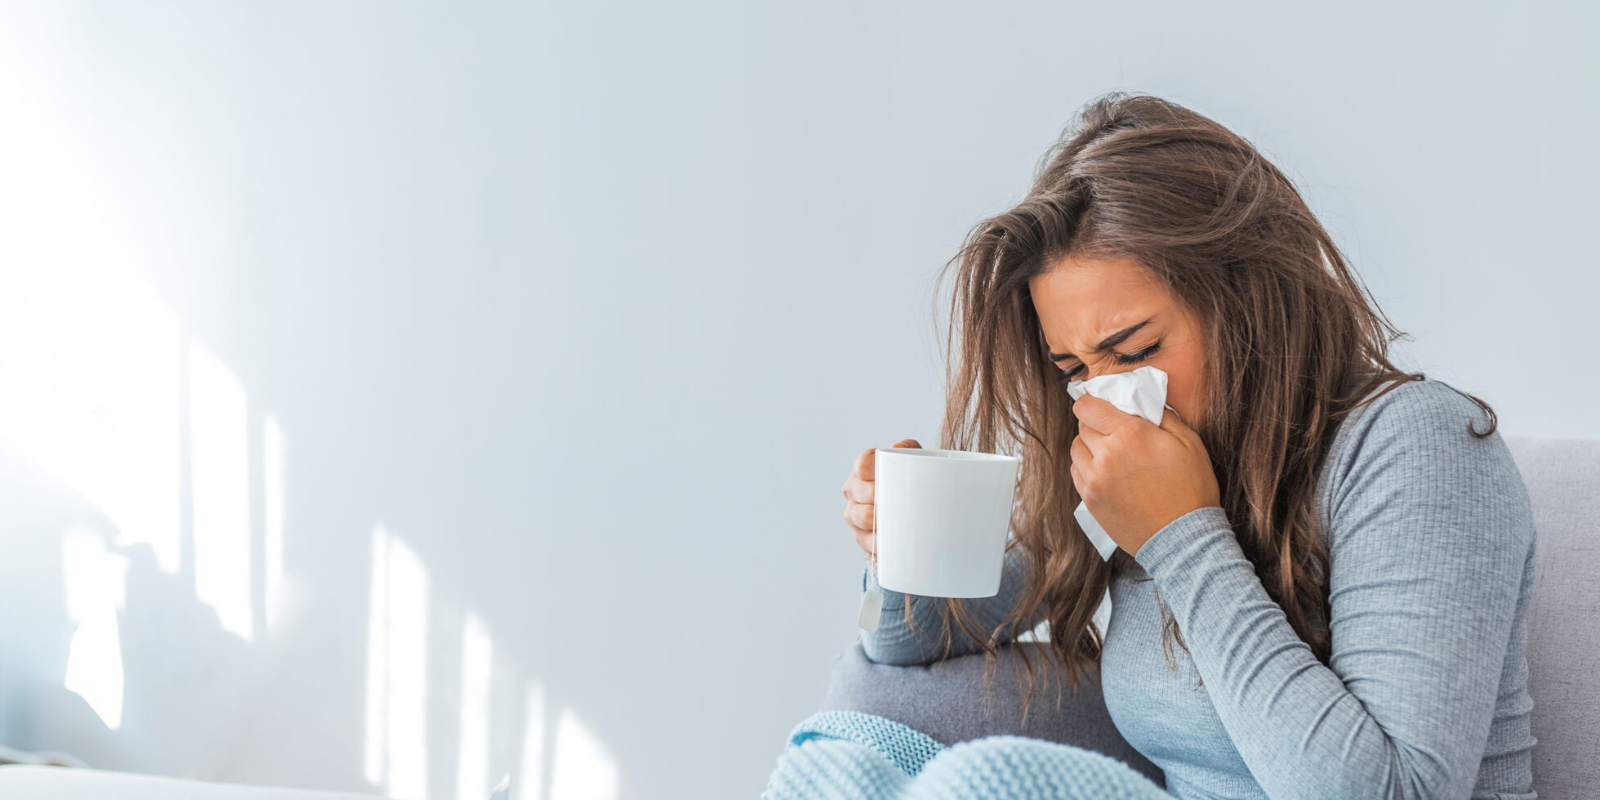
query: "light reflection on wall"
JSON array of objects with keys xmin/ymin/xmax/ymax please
[
  {"xmin": 550, "ymin": 710, "xmax": 620, "ymax": 800},
  {"xmin": 0, "ymin": 265, "xmax": 183, "ymax": 575},
  {"xmin": 457, "ymin": 612, "xmax": 493, "ymax": 800},
  {"xmin": 189, "ymin": 339, "xmax": 254, "ymax": 642},
  {"xmin": 60, "ymin": 528, "xmax": 130, "ymax": 729},
  {"xmin": 365, "ymin": 525, "xmax": 431, "ymax": 800},
  {"xmin": 263, "ymin": 414, "xmax": 287, "ymax": 630},
  {"xmin": 0, "ymin": 9, "xmax": 181, "ymax": 575},
  {"xmin": 355, "ymin": 540, "xmax": 626, "ymax": 800},
  {"xmin": 518, "ymin": 683, "xmax": 546, "ymax": 800}
]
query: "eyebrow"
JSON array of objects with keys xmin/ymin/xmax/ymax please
[{"xmin": 1047, "ymin": 317, "xmax": 1155, "ymax": 363}]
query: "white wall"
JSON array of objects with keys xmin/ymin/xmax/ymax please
[{"xmin": 0, "ymin": 1, "xmax": 1593, "ymax": 799}]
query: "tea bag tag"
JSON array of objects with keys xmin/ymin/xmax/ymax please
[
  {"xmin": 859, "ymin": 508, "xmax": 884, "ymax": 633},
  {"xmin": 858, "ymin": 561, "xmax": 883, "ymax": 632}
]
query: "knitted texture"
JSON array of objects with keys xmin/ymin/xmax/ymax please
[
  {"xmin": 763, "ymin": 710, "xmax": 1171, "ymax": 799},
  {"xmin": 789, "ymin": 711, "xmax": 943, "ymax": 775}
]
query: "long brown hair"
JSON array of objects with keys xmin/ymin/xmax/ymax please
[{"xmin": 914, "ymin": 91, "xmax": 1497, "ymax": 713}]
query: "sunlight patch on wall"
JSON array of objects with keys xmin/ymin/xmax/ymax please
[
  {"xmin": 363, "ymin": 529, "xmax": 389, "ymax": 787},
  {"xmin": 60, "ymin": 528, "xmax": 130, "ymax": 729},
  {"xmin": 0, "ymin": 10, "xmax": 182, "ymax": 574},
  {"xmin": 263, "ymin": 414, "xmax": 287, "ymax": 630},
  {"xmin": 517, "ymin": 682, "xmax": 546, "ymax": 800},
  {"xmin": 365, "ymin": 525, "xmax": 431, "ymax": 800},
  {"xmin": 550, "ymin": 710, "xmax": 620, "ymax": 800},
  {"xmin": 0, "ymin": 242, "xmax": 183, "ymax": 574},
  {"xmin": 457, "ymin": 612, "xmax": 494, "ymax": 800},
  {"xmin": 189, "ymin": 339, "xmax": 254, "ymax": 642}
]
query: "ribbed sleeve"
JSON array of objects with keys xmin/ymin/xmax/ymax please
[
  {"xmin": 1132, "ymin": 381, "xmax": 1535, "ymax": 799},
  {"xmin": 861, "ymin": 545, "xmax": 1039, "ymax": 666}
]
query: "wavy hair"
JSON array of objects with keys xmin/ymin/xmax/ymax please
[{"xmin": 913, "ymin": 91, "xmax": 1497, "ymax": 713}]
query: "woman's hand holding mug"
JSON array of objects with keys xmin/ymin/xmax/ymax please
[{"xmin": 842, "ymin": 439, "xmax": 921, "ymax": 557}]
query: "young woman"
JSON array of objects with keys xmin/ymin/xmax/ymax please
[{"xmin": 839, "ymin": 92, "xmax": 1538, "ymax": 799}]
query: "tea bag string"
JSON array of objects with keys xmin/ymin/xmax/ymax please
[
  {"xmin": 870, "ymin": 487, "xmax": 878, "ymax": 575},
  {"xmin": 868, "ymin": 479, "xmax": 882, "ymax": 592},
  {"xmin": 856, "ymin": 484, "xmax": 885, "ymax": 637}
]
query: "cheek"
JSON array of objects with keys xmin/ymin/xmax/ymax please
[{"xmin": 1162, "ymin": 359, "xmax": 1206, "ymax": 423}]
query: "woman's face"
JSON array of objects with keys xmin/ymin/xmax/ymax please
[{"xmin": 1028, "ymin": 253, "xmax": 1208, "ymax": 429}]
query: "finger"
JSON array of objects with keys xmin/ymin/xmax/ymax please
[
  {"xmin": 854, "ymin": 447, "xmax": 878, "ymax": 481},
  {"xmin": 1070, "ymin": 394, "xmax": 1129, "ymax": 435},
  {"xmin": 842, "ymin": 475, "xmax": 873, "ymax": 504},
  {"xmin": 858, "ymin": 439, "xmax": 920, "ymax": 483},
  {"xmin": 1070, "ymin": 433, "xmax": 1093, "ymax": 465},
  {"xmin": 1076, "ymin": 422, "xmax": 1107, "ymax": 453},
  {"xmin": 844, "ymin": 501, "xmax": 874, "ymax": 532},
  {"xmin": 855, "ymin": 526, "xmax": 875, "ymax": 555},
  {"xmin": 1157, "ymin": 403, "xmax": 1197, "ymax": 443},
  {"xmin": 1070, "ymin": 394, "xmax": 1106, "ymax": 435}
]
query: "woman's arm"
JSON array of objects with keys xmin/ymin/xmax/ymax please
[
  {"xmin": 1133, "ymin": 381, "xmax": 1535, "ymax": 799},
  {"xmin": 861, "ymin": 543, "xmax": 1040, "ymax": 666}
]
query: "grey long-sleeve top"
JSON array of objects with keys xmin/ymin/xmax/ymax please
[{"xmin": 862, "ymin": 377, "xmax": 1538, "ymax": 799}]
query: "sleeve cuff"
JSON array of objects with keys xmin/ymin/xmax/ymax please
[
  {"xmin": 861, "ymin": 563, "xmax": 909, "ymax": 609},
  {"xmin": 1133, "ymin": 505, "xmax": 1235, "ymax": 575}
]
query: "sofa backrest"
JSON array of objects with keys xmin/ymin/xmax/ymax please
[{"xmin": 1503, "ymin": 435, "xmax": 1600, "ymax": 800}]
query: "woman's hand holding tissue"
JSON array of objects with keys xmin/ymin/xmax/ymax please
[{"xmin": 1068, "ymin": 393, "xmax": 1220, "ymax": 557}]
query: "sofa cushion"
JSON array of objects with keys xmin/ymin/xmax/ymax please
[{"xmin": 1504, "ymin": 435, "xmax": 1600, "ymax": 800}]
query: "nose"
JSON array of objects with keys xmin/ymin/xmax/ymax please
[{"xmin": 1078, "ymin": 363, "xmax": 1136, "ymax": 383}]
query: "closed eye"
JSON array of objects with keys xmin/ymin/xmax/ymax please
[{"xmin": 1055, "ymin": 340, "xmax": 1161, "ymax": 384}]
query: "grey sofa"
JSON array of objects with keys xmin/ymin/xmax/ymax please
[{"xmin": 823, "ymin": 435, "xmax": 1600, "ymax": 799}]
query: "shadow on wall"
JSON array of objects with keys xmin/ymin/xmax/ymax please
[{"xmin": 0, "ymin": 23, "xmax": 619, "ymax": 798}]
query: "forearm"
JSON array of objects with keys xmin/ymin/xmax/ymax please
[
  {"xmin": 1136, "ymin": 505, "xmax": 1523, "ymax": 800},
  {"xmin": 860, "ymin": 545, "xmax": 1036, "ymax": 666}
]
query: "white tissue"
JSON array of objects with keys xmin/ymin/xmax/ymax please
[{"xmin": 1065, "ymin": 365, "xmax": 1170, "ymax": 560}]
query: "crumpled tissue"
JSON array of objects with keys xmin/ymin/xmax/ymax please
[{"xmin": 1065, "ymin": 365, "xmax": 1171, "ymax": 560}]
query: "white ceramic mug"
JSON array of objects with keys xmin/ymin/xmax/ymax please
[{"xmin": 873, "ymin": 447, "xmax": 1021, "ymax": 598}]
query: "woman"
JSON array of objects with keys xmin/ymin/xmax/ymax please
[{"xmin": 839, "ymin": 92, "xmax": 1537, "ymax": 799}]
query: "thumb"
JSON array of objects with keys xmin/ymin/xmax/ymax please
[
  {"xmin": 1158, "ymin": 404, "xmax": 1197, "ymax": 442},
  {"xmin": 892, "ymin": 439, "xmax": 922, "ymax": 449}
]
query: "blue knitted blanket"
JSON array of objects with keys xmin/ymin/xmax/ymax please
[{"xmin": 763, "ymin": 711, "xmax": 1172, "ymax": 799}]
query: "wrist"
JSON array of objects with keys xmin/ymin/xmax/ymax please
[{"xmin": 1134, "ymin": 505, "xmax": 1232, "ymax": 573}]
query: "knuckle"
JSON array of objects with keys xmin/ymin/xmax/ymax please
[{"xmin": 843, "ymin": 478, "xmax": 872, "ymax": 504}]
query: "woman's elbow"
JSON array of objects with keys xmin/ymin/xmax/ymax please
[{"xmin": 859, "ymin": 636, "xmax": 934, "ymax": 667}]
